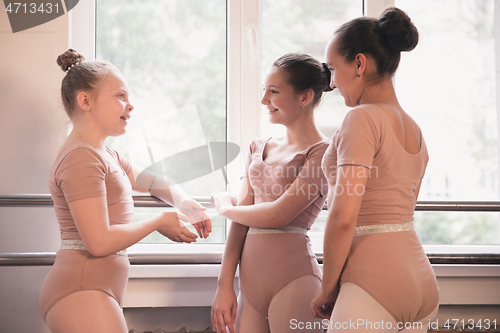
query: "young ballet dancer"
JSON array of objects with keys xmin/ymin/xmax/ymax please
[
  {"xmin": 39, "ymin": 49, "xmax": 211, "ymax": 333},
  {"xmin": 311, "ymin": 8, "xmax": 439, "ymax": 332},
  {"xmin": 211, "ymin": 53, "xmax": 332, "ymax": 333}
]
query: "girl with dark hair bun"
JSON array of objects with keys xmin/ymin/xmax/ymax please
[
  {"xmin": 311, "ymin": 8, "xmax": 439, "ymax": 332},
  {"xmin": 40, "ymin": 49, "xmax": 211, "ymax": 332},
  {"xmin": 210, "ymin": 53, "xmax": 331, "ymax": 333},
  {"xmin": 334, "ymin": 7, "xmax": 418, "ymax": 84}
]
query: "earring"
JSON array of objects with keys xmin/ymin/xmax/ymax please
[{"xmin": 357, "ymin": 74, "xmax": 360, "ymax": 78}]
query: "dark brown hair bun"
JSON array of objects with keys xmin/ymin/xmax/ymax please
[
  {"xmin": 56, "ymin": 49, "xmax": 85, "ymax": 72},
  {"xmin": 273, "ymin": 53, "xmax": 332, "ymax": 107},
  {"xmin": 376, "ymin": 7, "xmax": 418, "ymax": 52},
  {"xmin": 334, "ymin": 7, "xmax": 419, "ymax": 81}
]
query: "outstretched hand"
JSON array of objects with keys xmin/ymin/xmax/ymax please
[
  {"xmin": 179, "ymin": 198, "xmax": 212, "ymax": 238},
  {"xmin": 157, "ymin": 212, "xmax": 198, "ymax": 243},
  {"xmin": 211, "ymin": 192, "xmax": 237, "ymax": 217}
]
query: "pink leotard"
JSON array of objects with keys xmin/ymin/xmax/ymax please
[
  {"xmin": 322, "ymin": 105, "xmax": 439, "ymax": 324},
  {"xmin": 239, "ymin": 137, "xmax": 328, "ymax": 317},
  {"xmin": 39, "ymin": 142, "xmax": 133, "ymax": 320}
]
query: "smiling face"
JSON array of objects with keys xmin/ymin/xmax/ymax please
[
  {"xmin": 260, "ymin": 66, "xmax": 304, "ymax": 126},
  {"xmin": 325, "ymin": 36, "xmax": 362, "ymax": 107},
  {"xmin": 91, "ymin": 70, "xmax": 133, "ymax": 137}
]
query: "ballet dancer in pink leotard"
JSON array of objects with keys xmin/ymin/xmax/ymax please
[
  {"xmin": 211, "ymin": 53, "xmax": 332, "ymax": 333},
  {"xmin": 39, "ymin": 49, "xmax": 211, "ymax": 333},
  {"xmin": 311, "ymin": 8, "xmax": 439, "ymax": 332}
]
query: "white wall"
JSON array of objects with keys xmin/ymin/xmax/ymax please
[
  {"xmin": 0, "ymin": 6, "xmax": 68, "ymax": 332},
  {"xmin": 0, "ymin": 6, "xmax": 69, "ymax": 196},
  {"xmin": 0, "ymin": 1, "xmax": 66, "ymax": 253}
]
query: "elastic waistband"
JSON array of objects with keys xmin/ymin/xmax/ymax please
[
  {"xmin": 247, "ymin": 225, "xmax": 308, "ymax": 235},
  {"xmin": 354, "ymin": 221, "xmax": 414, "ymax": 237},
  {"xmin": 60, "ymin": 239, "xmax": 127, "ymax": 256}
]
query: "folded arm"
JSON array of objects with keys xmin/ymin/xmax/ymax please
[
  {"xmin": 69, "ymin": 195, "xmax": 197, "ymax": 257},
  {"xmin": 212, "ymin": 177, "xmax": 321, "ymax": 229}
]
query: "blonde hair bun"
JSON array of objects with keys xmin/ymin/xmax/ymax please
[{"xmin": 56, "ymin": 49, "xmax": 85, "ymax": 72}]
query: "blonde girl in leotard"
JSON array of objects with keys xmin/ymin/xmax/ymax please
[
  {"xmin": 211, "ymin": 53, "xmax": 332, "ymax": 333},
  {"xmin": 39, "ymin": 49, "xmax": 211, "ymax": 333},
  {"xmin": 311, "ymin": 8, "xmax": 439, "ymax": 332}
]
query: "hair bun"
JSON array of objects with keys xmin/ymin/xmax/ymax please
[
  {"xmin": 376, "ymin": 7, "xmax": 418, "ymax": 52},
  {"xmin": 322, "ymin": 63, "xmax": 333, "ymax": 92},
  {"xmin": 56, "ymin": 49, "xmax": 85, "ymax": 72}
]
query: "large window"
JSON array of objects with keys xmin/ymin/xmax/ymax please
[
  {"xmin": 260, "ymin": 0, "xmax": 359, "ymax": 140},
  {"xmin": 86, "ymin": 0, "xmax": 500, "ymax": 251},
  {"xmin": 93, "ymin": 0, "xmax": 365, "ymax": 247},
  {"xmin": 395, "ymin": 0, "xmax": 499, "ymax": 247},
  {"xmin": 96, "ymin": 0, "xmax": 228, "ymax": 243},
  {"xmin": 259, "ymin": 0, "xmax": 361, "ymax": 252}
]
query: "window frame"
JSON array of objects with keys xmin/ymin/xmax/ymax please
[{"xmin": 68, "ymin": 0, "xmax": 500, "ymax": 255}]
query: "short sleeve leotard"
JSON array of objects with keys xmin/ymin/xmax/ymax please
[
  {"xmin": 39, "ymin": 142, "xmax": 134, "ymax": 320},
  {"xmin": 239, "ymin": 137, "xmax": 329, "ymax": 317},
  {"xmin": 322, "ymin": 105, "xmax": 439, "ymax": 324}
]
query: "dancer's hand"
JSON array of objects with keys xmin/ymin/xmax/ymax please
[
  {"xmin": 211, "ymin": 285, "xmax": 238, "ymax": 333},
  {"xmin": 211, "ymin": 192, "xmax": 237, "ymax": 216},
  {"xmin": 179, "ymin": 198, "xmax": 212, "ymax": 238},
  {"xmin": 310, "ymin": 286, "xmax": 337, "ymax": 319},
  {"xmin": 156, "ymin": 212, "xmax": 198, "ymax": 243}
]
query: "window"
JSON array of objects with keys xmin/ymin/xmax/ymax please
[
  {"xmin": 90, "ymin": 0, "xmax": 364, "ymax": 248},
  {"xmin": 259, "ymin": 0, "xmax": 361, "ymax": 252},
  {"xmin": 95, "ymin": 0, "xmax": 228, "ymax": 244},
  {"xmin": 395, "ymin": 0, "xmax": 500, "ymax": 248},
  {"xmin": 71, "ymin": 0, "xmax": 500, "ymax": 253},
  {"xmin": 260, "ymin": 0, "xmax": 359, "ymax": 140}
]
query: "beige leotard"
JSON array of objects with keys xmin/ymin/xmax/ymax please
[
  {"xmin": 322, "ymin": 105, "xmax": 439, "ymax": 324},
  {"xmin": 39, "ymin": 142, "xmax": 134, "ymax": 320},
  {"xmin": 239, "ymin": 138, "xmax": 328, "ymax": 317}
]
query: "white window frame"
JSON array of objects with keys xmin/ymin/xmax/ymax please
[
  {"xmin": 69, "ymin": 0, "xmax": 261, "ymax": 190},
  {"xmin": 69, "ymin": 0, "xmax": 500, "ymax": 255},
  {"xmin": 69, "ymin": 0, "xmax": 264, "ymax": 254}
]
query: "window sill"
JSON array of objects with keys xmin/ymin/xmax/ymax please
[
  {"xmin": 123, "ymin": 264, "xmax": 500, "ymax": 308},
  {"xmin": 1, "ymin": 248, "xmax": 499, "ymax": 266},
  {"xmin": 126, "ymin": 263, "xmax": 500, "ymax": 279}
]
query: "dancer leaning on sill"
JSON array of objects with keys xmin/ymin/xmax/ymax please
[
  {"xmin": 40, "ymin": 49, "xmax": 211, "ymax": 333},
  {"xmin": 211, "ymin": 53, "xmax": 332, "ymax": 333}
]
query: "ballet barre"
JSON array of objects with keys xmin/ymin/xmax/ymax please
[
  {"xmin": 2, "ymin": 194, "xmax": 500, "ymax": 211},
  {"xmin": 1, "ymin": 195, "xmax": 500, "ymax": 266}
]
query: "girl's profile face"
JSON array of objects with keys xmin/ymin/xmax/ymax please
[
  {"xmin": 92, "ymin": 71, "xmax": 133, "ymax": 137},
  {"xmin": 260, "ymin": 66, "xmax": 304, "ymax": 126},
  {"xmin": 326, "ymin": 36, "xmax": 360, "ymax": 107}
]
